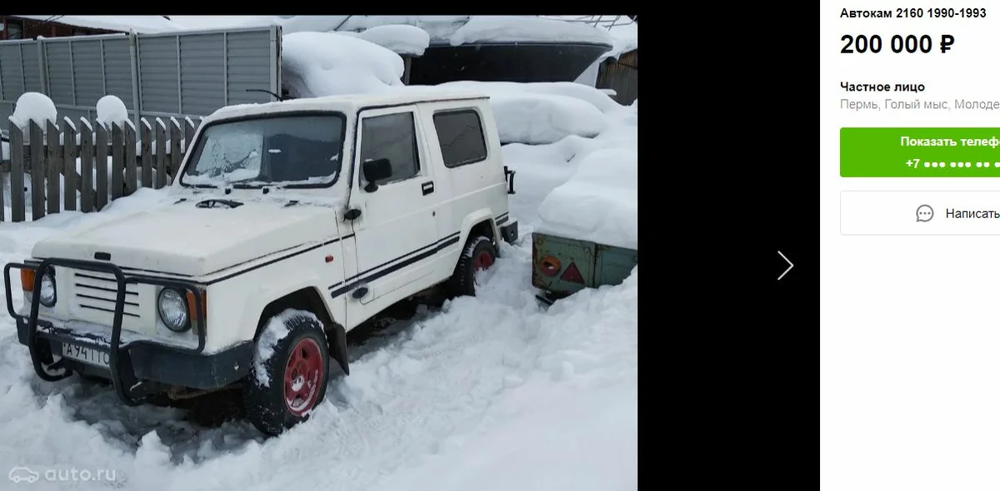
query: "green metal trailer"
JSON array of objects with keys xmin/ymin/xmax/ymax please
[{"xmin": 531, "ymin": 232, "xmax": 637, "ymax": 303}]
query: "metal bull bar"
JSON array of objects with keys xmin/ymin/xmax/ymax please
[{"xmin": 4, "ymin": 258, "xmax": 206, "ymax": 406}]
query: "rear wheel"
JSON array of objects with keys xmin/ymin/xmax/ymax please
[
  {"xmin": 243, "ymin": 312, "xmax": 329, "ymax": 435},
  {"xmin": 448, "ymin": 235, "xmax": 497, "ymax": 297}
]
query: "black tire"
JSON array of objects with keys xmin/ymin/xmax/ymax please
[
  {"xmin": 448, "ymin": 235, "xmax": 497, "ymax": 297},
  {"xmin": 243, "ymin": 311, "xmax": 330, "ymax": 436}
]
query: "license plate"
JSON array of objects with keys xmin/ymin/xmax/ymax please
[{"xmin": 61, "ymin": 343, "xmax": 110, "ymax": 368}]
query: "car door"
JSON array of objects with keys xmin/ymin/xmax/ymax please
[{"xmin": 345, "ymin": 105, "xmax": 438, "ymax": 310}]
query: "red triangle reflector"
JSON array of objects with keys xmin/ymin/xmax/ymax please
[{"xmin": 560, "ymin": 262, "xmax": 584, "ymax": 284}]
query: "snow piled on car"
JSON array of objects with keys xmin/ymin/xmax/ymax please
[{"xmin": 282, "ymin": 31, "xmax": 406, "ymax": 98}]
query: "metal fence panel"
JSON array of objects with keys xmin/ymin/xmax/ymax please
[
  {"xmin": 0, "ymin": 40, "xmax": 43, "ymax": 124},
  {"xmin": 179, "ymin": 32, "xmax": 225, "ymax": 115},
  {"xmin": 102, "ymin": 37, "xmax": 134, "ymax": 110},
  {"xmin": 137, "ymin": 36, "xmax": 181, "ymax": 114},
  {"xmin": 226, "ymin": 29, "xmax": 276, "ymax": 106},
  {"xmin": 71, "ymin": 40, "xmax": 105, "ymax": 106},
  {"xmin": 44, "ymin": 41, "xmax": 74, "ymax": 105},
  {"xmin": 20, "ymin": 43, "xmax": 43, "ymax": 94},
  {"xmin": 0, "ymin": 26, "xmax": 280, "ymax": 129}
]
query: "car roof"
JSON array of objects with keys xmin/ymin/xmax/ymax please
[{"xmin": 204, "ymin": 88, "xmax": 490, "ymax": 123}]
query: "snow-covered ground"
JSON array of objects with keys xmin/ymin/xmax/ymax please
[{"xmin": 0, "ymin": 22, "xmax": 637, "ymax": 490}]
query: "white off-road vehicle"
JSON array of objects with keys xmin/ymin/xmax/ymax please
[{"xmin": 3, "ymin": 90, "xmax": 518, "ymax": 435}]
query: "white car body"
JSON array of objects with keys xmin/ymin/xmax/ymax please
[{"xmin": 9, "ymin": 89, "xmax": 517, "ymax": 397}]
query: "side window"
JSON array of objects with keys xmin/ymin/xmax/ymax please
[
  {"xmin": 359, "ymin": 112, "xmax": 420, "ymax": 186},
  {"xmin": 433, "ymin": 109, "xmax": 488, "ymax": 168}
]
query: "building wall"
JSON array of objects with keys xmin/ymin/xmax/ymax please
[
  {"xmin": 596, "ymin": 49, "xmax": 638, "ymax": 105},
  {"xmin": 0, "ymin": 16, "xmax": 114, "ymax": 41}
]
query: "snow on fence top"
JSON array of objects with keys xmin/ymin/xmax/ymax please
[
  {"xmin": 9, "ymin": 92, "xmax": 57, "ymax": 133},
  {"xmin": 96, "ymin": 96, "xmax": 130, "ymax": 127}
]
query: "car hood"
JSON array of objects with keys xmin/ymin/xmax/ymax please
[{"xmin": 31, "ymin": 198, "xmax": 340, "ymax": 277}]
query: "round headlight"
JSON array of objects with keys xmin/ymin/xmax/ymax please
[
  {"xmin": 39, "ymin": 271, "xmax": 56, "ymax": 307},
  {"xmin": 157, "ymin": 288, "xmax": 190, "ymax": 332}
]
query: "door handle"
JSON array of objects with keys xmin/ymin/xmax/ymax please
[{"xmin": 421, "ymin": 181, "xmax": 434, "ymax": 195}]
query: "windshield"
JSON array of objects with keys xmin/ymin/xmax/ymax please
[{"xmin": 180, "ymin": 113, "xmax": 346, "ymax": 188}]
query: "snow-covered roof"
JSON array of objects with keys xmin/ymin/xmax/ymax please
[
  {"xmin": 204, "ymin": 89, "xmax": 489, "ymax": 123},
  {"xmin": 166, "ymin": 15, "xmax": 615, "ymax": 46},
  {"xmin": 10, "ymin": 15, "xmax": 182, "ymax": 34}
]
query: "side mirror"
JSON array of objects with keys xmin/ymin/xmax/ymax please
[{"xmin": 362, "ymin": 158, "xmax": 392, "ymax": 192}]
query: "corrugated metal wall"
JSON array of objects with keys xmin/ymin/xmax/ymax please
[
  {"xmin": 0, "ymin": 26, "xmax": 280, "ymax": 129},
  {"xmin": 597, "ymin": 49, "xmax": 637, "ymax": 105},
  {"xmin": 0, "ymin": 40, "xmax": 44, "ymax": 124}
]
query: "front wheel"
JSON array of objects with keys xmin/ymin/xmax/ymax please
[{"xmin": 243, "ymin": 311, "xmax": 330, "ymax": 435}]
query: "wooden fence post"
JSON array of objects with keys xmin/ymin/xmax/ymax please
[
  {"xmin": 169, "ymin": 117, "xmax": 182, "ymax": 182},
  {"xmin": 46, "ymin": 121, "xmax": 60, "ymax": 216},
  {"xmin": 62, "ymin": 118, "xmax": 78, "ymax": 211},
  {"xmin": 30, "ymin": 122, "xmax": 45, "ymax": 220},
  {"xmin": 140, "ymin": 119, "xmax": 152, "ymax": 188},
  {"xmin": 154, "ymin": 119, "xmax": 167, "ymax": 189},
  {"xmin": 124, "ymin": 122, "xmax": 137, "ymax": 196},
  {"xmin": 184, "ymin": 117, "xmax": 196, "ymax": 156},
  {"xmin": 79, "ymin": 119, "xmax": 95, "ymax": 213},
  {"xmin": 111, "ymin": 123, "xmax": 124, "ymax": 200},
  {"xmin": 95, "ymin": 122, "xmax": 109, "ymax": 210},
  {"xmin": 9, "ymin": 120, "xmax": 25, "ymax": 222}
]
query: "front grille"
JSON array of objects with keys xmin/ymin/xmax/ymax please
[{"xmin": 67, "ymin": 270, "xmax": 149, "ymax": 332}]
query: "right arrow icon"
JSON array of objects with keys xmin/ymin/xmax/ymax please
[{"xmin": 778, "ymin": 251, "xmax": 794, "ymax": 280}]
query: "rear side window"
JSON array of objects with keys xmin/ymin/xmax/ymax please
[
  {"xmin": 433, "ymin": 110, "xmax": 488, "ymax": 168},
  {"xmin": 360, "ymin": 112, "xmax": 420, "ymax": 185}
]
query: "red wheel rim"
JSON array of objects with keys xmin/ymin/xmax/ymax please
[
  {"xmin": 474, "ymin": 250, "xmax": 494, "ymax": 272},
  {"xmin": 283, "ymin": 337, "xmax": 323, "ymax": 417}
]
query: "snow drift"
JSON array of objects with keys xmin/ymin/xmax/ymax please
[
  {"xmin": 282, "ymin": 31, "xmax": 406, "ymax": 98},
  {"xmin": 448, "ymin": 15, "xmax": 613, "ymax": 47},
  {"xmin": 340, "ymin": 25, "xmax": 430, "ymax": 56}
]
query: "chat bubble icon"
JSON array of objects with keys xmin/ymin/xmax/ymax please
[{"xmin": 916, "ymin": 204, "xmax": 934, "ymax": 222}]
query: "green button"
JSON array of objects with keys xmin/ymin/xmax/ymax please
[{"xmin": 841, "ymin": 127, "xmax": 1000, "ymax": 177}]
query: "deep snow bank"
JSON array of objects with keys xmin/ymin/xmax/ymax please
[
  {"xmin": 340, "ymin": 25, "xmax": 430, "ymax": 56},
  {"xmin": 490, "ymin": 84, "xmax": 637, "ymax": 249},
  {"xmin": 435, "ymin": 81, "xmax": 621, "ymax": 145},
  {"xmin": 282, "ymin": 31, "xmax": 405, "ymax": 98},
  {"xmin": 537, "ymin": 147, "xmax": 638, "ymax": 250},
  {"xmin": 448, "ymin": 16, "xmax": 614, "ymax": 47}
]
